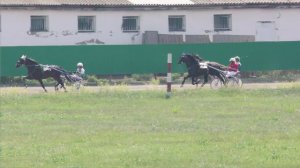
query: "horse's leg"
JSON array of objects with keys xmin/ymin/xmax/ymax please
[
  {"xmin": 195, "ymin": 76, "xmax": 202, "ymax": 83},
  {"xmin": 23, "ymin": 76, "xmax": 34, "ymax": 88},
  {"xmin": 193, "ymin": 77, "xmax": 200, "ymax": 87},
  {"xmin": 23, "ymin": 76, "xmax": 28, "ymax": 88},
  {"xmin": 38, "ymin": 79, "xmax": 47, "ymax": 92},
  {"xmin": 196, "ymin": 80, "xmax": 199, "ymax": 88},
  {"xmin": 191, "ymin": 76, "xmax": 195, "ymax": 85},
  {"xmin": 56, "ymin": 77, "xmax": 67, "ymax": 92},
  {"xmin": 192, "ymin": 76, "xmax": 200, "ymax": 85},
  {"xmin": 54, "ymin": 83, "xmax": 60, "ymax": 91},
  {"xmin": 181, "ymin": 75, "xmax": 190, "ymax": 87},
  {"xmin": 201, "ymin": 72, "xmax": 209, "ymax": 87}
]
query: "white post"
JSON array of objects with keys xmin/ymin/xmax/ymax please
[{"xmin": 166, "ymin": 53, "xmax": 172, "ymax": 98}]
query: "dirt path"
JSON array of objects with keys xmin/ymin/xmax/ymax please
[{"xmin": 1, "ymin": 82, "xmax": 299, "ymax": 94}]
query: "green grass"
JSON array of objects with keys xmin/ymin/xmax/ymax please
[{"xmin": 1, "ymin": 87, "xmax": 300, "ymax": 168}]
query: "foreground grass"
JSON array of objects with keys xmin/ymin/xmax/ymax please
[{"xmin": 1, "ymin": 86, "xmax": 300, "ymax": 168}]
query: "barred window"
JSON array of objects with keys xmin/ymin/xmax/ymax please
[
  {"xmin": 78, "ymin": 16, "xmax": 95, "ymax": 32},
  {"xmin": 169, "ymin": 15, "xmax": 185, "ymax": 32},
  {"xmin": 30, "ymin": 16, "xmax": 48, "ymax": 32},
  {"xmin": 122, "ymin": 16, "xmax": 139, "ymax": 32},
  {"xmin": 214, "ymin": 14, "xmax": 232, "ymax": 31}
]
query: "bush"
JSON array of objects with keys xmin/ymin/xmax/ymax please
[
  {"xmin": 159, "ymin": 77, "xmax": 167, "ymax": 84},
  {"xmin": 132, "ymin": 74, "xmax": 153, "ymax": 81},
  {"xmin": 86, "ymin": 75, "xmax": 98, "ymax": 86},
  {"xmin": 150, "ymin": 78, "xmax": 160, "ymax": 85},
  {"xmin": 172, "ymin": 73, "xmax": 182, "ymax": 81},
  {"xmin": 97, "ymin": 78, "xmax": 110, "ymax": 86},
  {"xmin": 242, "ymin": 70, "xmax": 300, "ymax": 83},
  {"xmin": 0, "ymin": 76, "xmax": 12, "ymax": 84}
]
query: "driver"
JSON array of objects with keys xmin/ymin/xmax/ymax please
[
  {"xmin": 226, "ymin": 58, "xmax": 239, "ymax": 77},
  {"xmin": 76, "ymin": 62, "xmax": 85, "ymax": 77},
  {"xmin": 234, "ymin": 56, "xmax": 242, "ymax": 71}
]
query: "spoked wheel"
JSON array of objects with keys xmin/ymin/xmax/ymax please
[
  {"xmin": 74, "ymin": 82, "xmax": 81, "ymax": 90},
  {"xmin": 227, "ymin": 78, "xmax": 243, "ymax": 88},
  {"xmin": 237, "ymin": 78, "xmax": 243, "ymax": 87},
  {"xmin": 73, "ymin": 80, "xmax": 86, "ymax": 90},
  {"xmin": 210, "ymin": 78, "xmax": 224, "ymax": 90}
]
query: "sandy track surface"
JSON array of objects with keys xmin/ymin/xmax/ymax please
[{"xmin": 1, "ymin": 82, "xmax": 299, "ymax": 94}]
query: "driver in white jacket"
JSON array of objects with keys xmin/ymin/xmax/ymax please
[{"xmin": 76, "ymin": 62, "xmax": 85, "ymax": 77}]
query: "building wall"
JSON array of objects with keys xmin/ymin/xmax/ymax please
[{"xmin": 0, "ymin": 7, "xmax": 299, "ymax": 46}]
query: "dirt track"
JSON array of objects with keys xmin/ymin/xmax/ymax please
[{"xmin": 1, "ymin": 82, "xmax": 299, "ymax": 94}]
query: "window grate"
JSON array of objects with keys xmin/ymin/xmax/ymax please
[
  {"xmin": 169, "ymin": 16, "xmax": 185, "ymax": 32},
  {"xmin": 78, "ymin": 16, "xmax": 95, "ymax": 32},
  {"xmin": 31, "ymin": 16, "xmax": 48, "ymax": 32},
  {"xmin": 214, "ymin": 14, "xmax": 232, "ymax": 31},
  {"xmin": 122, "ymin": 16, "xmax": 139, "ymax": 32}
]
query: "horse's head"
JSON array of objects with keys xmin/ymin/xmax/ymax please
[
  {"xmin": 178, "ymin": 54, "xmax": 190, "ymax": 64},
  {"xmin": 16, "ymin": 55, "xmax": 38, "ymax": 68},
  {"xmin": 16, "ymin": 55, "xmax": 27, "ymax": 68},
  {"xmin": 178, "ymin": 53, "xmax": 198, "ymax": 65}
]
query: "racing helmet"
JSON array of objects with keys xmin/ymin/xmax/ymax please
[
  {"xmin": 77, "ymin": 62, "xmax": 83, "ymax": 67},
  {"xmin": 234, "ymin": 56, "xmax": 240, "ymax": 61},
  {"xmin": 229, "ymin": 58, "xmax": 235, "ymax": 62}
]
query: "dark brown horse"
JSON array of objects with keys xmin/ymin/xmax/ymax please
[
  {"xmin": 16, "ymin": 55, "xmax": 73, "ymax": 92},
  {"xmin": 178, "ymin": 54, "xmax": 226, "ymax": 87}
]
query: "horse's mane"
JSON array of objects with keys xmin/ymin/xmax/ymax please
[
  {"xmin": 186, "ymin": 54, "xmax": 227, "ymax": 70},
  {"xmin": 192, "ymin": 55, "xmax": 204, "ymax": 62},
  {"xmin": 26, "ymin": 57, "xmax": 39, "ymax": 65},
  {"xmin": 184, "ymin": 54, "xmax": 201, "ymax": 64}
]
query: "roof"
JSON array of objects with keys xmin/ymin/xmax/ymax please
[
  {"xmin": 1, "ymin": 0, "xmax": 300, "ymax": 7},
  {"xmin": 0, "ymin": 0, "xmax": 131, "ymax": 6}
]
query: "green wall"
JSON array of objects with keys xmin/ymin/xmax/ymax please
[{"xmin": 1, "ymin": 41, "xmax": 300, "ymax": 76}]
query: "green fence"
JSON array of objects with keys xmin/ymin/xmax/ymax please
[{"xmin": 1, "ymin": 41, "xmax": 300, "ymax": 76}]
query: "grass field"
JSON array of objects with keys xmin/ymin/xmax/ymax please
[{"xmin": 1, "ymin": 85, "xmax": 300, "ymax": 168}]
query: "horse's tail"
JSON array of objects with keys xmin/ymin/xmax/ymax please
[
  {"xmin": 207, "ymin": 63, "xmax": 227, "ymax": 84},
  {"xmin": 63, "ymin": 73, "xmax": 73, "ymax": 83}
]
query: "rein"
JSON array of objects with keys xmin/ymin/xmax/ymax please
[
  {"xmin": 24, "ymin": 64, "xmax": 68, "ymax": 74},
  {"xmin": 24, "ymin": 64, "xmax": 46, "ymax": 67},
  {"xmin": 207, "ymin": 65, "xmax": 227, "ymax": 76}
]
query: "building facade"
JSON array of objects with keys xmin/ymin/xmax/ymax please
[{"xmin": 0, "ymin": 0, "xmax": 300, "ymax": 46}]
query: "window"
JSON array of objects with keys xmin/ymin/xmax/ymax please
[
  {"xmin": 169, "ymin": 15, "xmax": 185, "ymax": 32},
  {"xmin": 30, "ymin": 16, "xmax": 48, "ymax": 32},
  {"xmin": 78, "ymin": 16, "xmax": 95, "ymax": 32},
  {"xmin": 214, "ymin": 14, "xmax": 232, "ymax": 31},
  {"xmin": 122, "ymin": 16, "xmax": 139, "ymax": 32}
]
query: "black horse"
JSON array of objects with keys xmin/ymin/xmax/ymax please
[
  {"xmin": 16, "ymin": 55, "xmax": 72, "ymax": 92},
  {"xmin": 178, "ymin": 54, "xmax": 226, "ymax": 87},
  {"xmin": 178, "ymin": 54, "xmax": 209, "ymax": 87}
]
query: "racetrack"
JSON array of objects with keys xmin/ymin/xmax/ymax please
[{"xmin": 1, "ymin": 82, "xmax": 299, "ymax": 93}]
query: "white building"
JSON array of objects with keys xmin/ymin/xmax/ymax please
[{"xmin": 0, "ymin": 0, "xmax": 300, "ymax": 46}]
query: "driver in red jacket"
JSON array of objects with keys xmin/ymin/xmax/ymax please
[{"xmin": 226, "ymin": 58, "xmax": 239, "ymax": 77}]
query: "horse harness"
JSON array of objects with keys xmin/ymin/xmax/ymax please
[{"xmin": 199, "ymin": 62, "xmax": 208, "ymax": 69}]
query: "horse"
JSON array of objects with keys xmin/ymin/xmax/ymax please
[
  {"xmin": 178, "ymin": 54, "xmax": 226, "ymax": 87},
  {"xmin": 178, "ymin": 54, "xmax": 209, "ymax": 87},
  {"xmin": 15, "ymin": 55, "xmax": 73, "ymax": 92}
]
